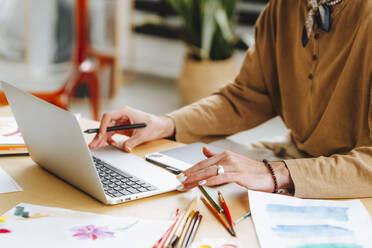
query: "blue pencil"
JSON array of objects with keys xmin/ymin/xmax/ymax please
[{"xmin": 234, "ymin": 211, "xmax": 251, "ymax": 225}]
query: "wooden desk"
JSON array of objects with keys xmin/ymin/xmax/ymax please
[{"xmin": 1, "ymin": 106, "xmax": 371, "ymax": 246}]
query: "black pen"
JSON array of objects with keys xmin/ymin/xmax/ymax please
[{"xmin": 83, "ymin": 123, "xmax": 147, "ymax": 134}]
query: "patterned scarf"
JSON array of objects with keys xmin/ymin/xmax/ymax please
[{"xmin": 302, "ymin": 0, "xmax": 343, "ymax": 47}]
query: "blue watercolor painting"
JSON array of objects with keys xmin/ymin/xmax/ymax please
[
  {"xmin": 266, "ymin": 204, "xmax": 349, "ymax": 221},
  {"xmin": 272, "ymin": 225, "xmax": 354, "ymax": 239},
  {"xmin": 296, "ymin": 243, "xmax": 362, "ymax": 248}
]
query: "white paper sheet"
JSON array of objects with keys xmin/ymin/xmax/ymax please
[
  {"xmin": 249, "ymin": 191, "xmax": 372, "ymax": 248},
  {"xmin": 0, "ymin": 203, "xmax": 171, "ymax": 247},
  {"xmin": 0, "ymin": 167, "xmax": 22, "ymax": 193}
]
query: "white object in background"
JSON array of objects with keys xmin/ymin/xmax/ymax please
[
  {"xmin": 0, "ymin": 203, "xmax": 171, "ymax": 248},
  {"xmin": 0, "ymin": 167, "xmax": 22, "ymax": 194},
  {"xmin": 0, "ymin": 117, "xmax": 25, "ymax": 146},
  {"xmin": 249, "ymin": 190, "xmax": 372, "ymax": 248}
]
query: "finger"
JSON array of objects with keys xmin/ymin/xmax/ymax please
[
  {"xmin": 204, "ymin": 173, "xmax": 238, "ymax": 187},
  {"xmin": 182, "ymin": 165, "xmax": 230, "ymax": 189},
  {"xmin": 202, "ymin": 146, "xmax": 217, "ymax": 158},
  {"xmin": 183, "ymin": 152, "xmax": 225, "ymax": 177},
  {"xmin": 107, "ymin": 136, "xmax": 115, "ymax": 145},
  {"xmin": 96, "ymin": 132, "xmax": 114, "ymax": 148},
  {"xmin": 89, "ymin": 132, "xmax": 110, "ymax": 148},
  {"xmin": 182, "ymin": 172, "xmax": 237, "ymax": 191},
  {"xmin": 89, "ymin": 134, "xmax": 101, "ymax": 148},
  {"xmin": 122, "ymin": 132, "xmax": 144, "ymax": 153},
  {"xmin": 99, "ymin": 109, "xmax": 131, "ymax": 137}
]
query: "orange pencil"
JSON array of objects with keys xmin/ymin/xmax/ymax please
[
  {"xmin": 200, "ymin": 196, "xmax": 236, "ymax": 237},
  {"xmin": 218, "ymin": 191, "xmax": 235, "ymax": 234}
]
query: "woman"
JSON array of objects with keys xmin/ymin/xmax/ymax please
[{"xmin": 90, "ymin": 0, "xmax": 372, "ymax": 199}]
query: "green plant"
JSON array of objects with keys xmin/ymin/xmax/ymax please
[{"xmin": 168, "ymin": 0, "xmax": 240, "ymax": 61}]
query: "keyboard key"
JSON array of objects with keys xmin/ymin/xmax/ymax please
[
  {"xmin": 126, "ymin": 188, "xmax": 140, "ymax": 194},
  {"xmin": 114, "ymin": 186, "xmax": 122, "ymax": 191},
  {"xmin": 120, "ymin": 189, "xmax": 131, "ymax": 195},
  {"xmin": 146, "ymin": 186, "xmax": 157, "ymax": 191}
]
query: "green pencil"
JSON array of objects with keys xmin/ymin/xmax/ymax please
[{"xmin": 198, "ymin": 186, "xmax": 223, "ymax": 213}]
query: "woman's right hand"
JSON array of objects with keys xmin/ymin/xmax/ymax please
[{"xmin": 88, "ymin": 106, "xmax": 175, "ymax": 152}]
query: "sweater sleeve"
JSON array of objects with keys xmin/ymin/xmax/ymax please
[
  {"xmin": 285, "ymin": 77, "xmax": 372, "ymax": 199},
  {"xmin": 167, "ymin": 2, "xmax": 278, "ymax": 144},
  {"xmin": 285, "ymin": 146, "xmax": 372, "ymax": 199}
]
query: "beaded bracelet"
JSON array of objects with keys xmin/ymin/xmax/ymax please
[{"xmin": 263, "ymin": 159, "xmax": 278, "ymax": 193}]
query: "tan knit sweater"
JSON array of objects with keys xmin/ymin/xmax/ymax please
[{"xmin": 168, "ymin": 0, "xmax": 372, "ymax": 199}]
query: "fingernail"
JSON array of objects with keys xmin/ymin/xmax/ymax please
[
  {"xmin": 198, "ymin": 180, "xmax": 207, "ymax": 186},
  {"xmin": 177, "ymin": 175, "xmax": 187, "ymax": 183},
  {"xmin": 98, "ymin": 133, "xmax": 102, "ymax": 139},
  {"xmin": 176, "ymin": 173, "xmax": 184, "ymax": 179},
  {"xmin": 176, "ymin": 184, "xmax": 184, "ymax": 191},
  {"xmin": 126, "ymin": 147, "xmax": 133, "ymax": 153}
]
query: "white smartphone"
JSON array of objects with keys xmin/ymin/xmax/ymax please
[{"xmin": 145, "ymin": 142, "xmax": 224, "ymax": 174}]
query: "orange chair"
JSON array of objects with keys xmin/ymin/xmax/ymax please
[{"xmin": 0, "ymin": 0, "xmax": 117, "ymax": 121}]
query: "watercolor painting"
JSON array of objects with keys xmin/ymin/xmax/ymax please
[
  {"xmin": 70, "ymin": 220, "xmax": 139, "ymax": 240},
  {"xmin": 1, "ymin": 203, "xmax": 171, "ymax": 248},
  {"xmin": 0, "ymin": 215, "xmax": 8, "ymax": 223},
  {"xmin": 266, "ymin": 204, "xmax": 349, "ymax": 222},
  {"xmin": 71, "ymin": 225, "xmax": 115, "ymax": 240},
  {"xmin": 0, "ymin": 228, "xmax": 11, "ymax": 234},
  {"xmin": 14, "ymin": 206, "xmax": 29, "ymax": 218},
  {"xmin": 296, "ymin": 243, "xmax": 362, "ymax": 248},
  {"xmin": 248, "ymin": 191, "xmax": 372, "ymax": 248},
  {"xmin": 13, "ymin": 206, "xmax": 49, "ymax": 220},
  {"xmin": 272, "ymin": 225, "xmax": 354, "ymax": 239}
]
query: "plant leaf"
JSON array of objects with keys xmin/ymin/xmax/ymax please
[
  {"xmin": 215, "ymin": 6, "xmax": 233, "ymax": 42},
  {"xmin": 201, "ymin": 0, "xmax": 218, "ymax": 60}
]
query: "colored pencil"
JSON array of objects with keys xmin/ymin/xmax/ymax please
[
  {"xmin": 198, "ymin": 186, "xmax": 223, "ymax": 213},
  {"xmin": 164, "ymin": 212, "xmax": 185, "ymax": 248},
  {"xmin": 154, "ymin": 209, "xmax": 180, "ymax": 248},
  {"xmin": 177, "ymin": 210, "xmax": 196, "ymax": 248},
  {"xmin": 185, "ymin": 214, "xmax": 202, "ymax": 248},
  {"xmin": 169, "ymin": 197, "xmax": 198, "ymax": 247},
  {"xmin": 218, "ymin": 191, "xmax": 235, "ymax": 234},
  {"xmin": 234, "ymin": 211, "xmax": 251, "ymax": 225},
  {"xmin": 181, "ymin": 211, "xmax": 199, "ymax": 248},
  {"xmin": 200, "ymin": 196, "xmax": 236, "ymax": 237}
]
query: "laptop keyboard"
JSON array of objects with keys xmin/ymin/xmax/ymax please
[{"xmin": 92, "ymin": 156, "xmax": 157, "ymax": 198}]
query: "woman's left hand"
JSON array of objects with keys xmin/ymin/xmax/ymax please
[{"xmin": 178, "ymin": 146, "xmax": 294, "ymax": 192}]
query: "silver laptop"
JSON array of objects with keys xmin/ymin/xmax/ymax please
[{"xmin": 1, "ymin": 81, "xmax": 179, "ymax": 205}]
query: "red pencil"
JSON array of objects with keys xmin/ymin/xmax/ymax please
[
  {"xmin": 200, "ymin": 196, "xmax": 236, "ymax": 237},
  {"xmin": 218, "ymin": 191, "xmax": 235, "ymax": 234}
]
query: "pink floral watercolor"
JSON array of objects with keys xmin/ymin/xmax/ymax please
[
  {"xmin": 71, "ymin": 225, "xmax": 114, "ymax": 240},
  {"xmin": 0, "ymin": 229, "xmax": 11, "ymax": 234}
]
